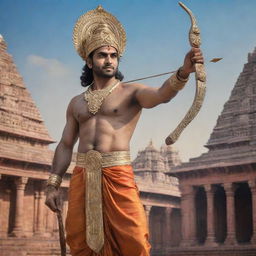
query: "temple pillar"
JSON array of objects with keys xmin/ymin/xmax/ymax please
[
  {"xmin": 180, "ymin": 185, "xmax": 196, "ymax": 246},
  {"xmin": 34, "ymin": 191, "xmax": 39, "ymax": 232},
  {"xmin": 248, "ymin": 180, "xmax": 256, "ymax": 244},
  {"xmin": 144, "ymin": 205, "xmax": 152, "ymax": 241},
  {"xmin": 2, "ymin": 187, "xmax": 11, "ymax": 238},
  {"xmin": 11, "ymin": 176, "xmax": 28, "ymax": 237},
  {"xmin": 223, "ymin": 183, "xmax": 237, "ymax": 245},
  {"xmin": 53, "ymin": 212, "xmax": 58, "ymax": 238},
  {"xmin": 204, "ymin": 184, "xmax": 218, "ymax": 246},
  {"xmin": 35, "ymin": 188, "xmax": 45, "ymax": 236},
  {"xmin": 0, "ymin": 175, "xmax": 2, "ymax": 218},
  {"xmin": 63, "ymin": 200, "xmax": 68, "ymax": 228},
  {"xmin": 144, "ymin": 205, "xmax": 152, "ymax": 225},
  {"xmin": 61, "ymin": 188, "xmax": 68, "ymax": 227},
  {"xmin": 0, "ymin": 174, "xmax": 3, "ymax": 237},
  {"xmin": 46, "ymin": 208, "xmax": 55, "ymax": 236},
  {"xmin": 164, "ymin": 207, "xmax": 173, "ymax": 249}
]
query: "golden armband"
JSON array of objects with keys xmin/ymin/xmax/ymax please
[
  {"xmin": 46, "ymin": 174, "xmax": 62, "ymax": 188},
  {"xmin": 169, "ymin": 67, "xmax": 189, "ymax": 91}
]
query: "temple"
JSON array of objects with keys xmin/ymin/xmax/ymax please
[
  {"xmin": 167, "ymin": 46, "xmax": 256, "ymax": 255},
  {"xmin": 133, "ymin": 141, "xmax": 182, "ymax": 249}
]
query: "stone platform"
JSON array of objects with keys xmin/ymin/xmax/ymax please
[
  {"xmin": 158, "ymin": 245, "xmax": 256, "ymax": 256},
  {"xmin": 0, "ymin": 238, "xmax": 71, "ymax": 256}
]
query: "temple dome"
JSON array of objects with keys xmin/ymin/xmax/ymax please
[{"xmin": 133, "ymin": 140, "xmax": 181, "ymax": 172}]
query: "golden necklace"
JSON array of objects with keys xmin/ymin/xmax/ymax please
[{"xmin": 84, "ymin": 80, "xmax": 120, "ymax": 115}]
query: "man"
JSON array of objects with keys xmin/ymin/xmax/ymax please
[{"xmin": 45, "ymin": 5, "xmax": 204, "ymax": 256}]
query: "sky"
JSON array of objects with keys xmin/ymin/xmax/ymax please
[{"xmin": 1, "ymin": 0, "xmax": 256, "ymax": 162}]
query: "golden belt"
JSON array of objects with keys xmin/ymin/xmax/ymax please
[{"xmin": 75, "ymin": 150, "xmax": 131, "ymax": 253}]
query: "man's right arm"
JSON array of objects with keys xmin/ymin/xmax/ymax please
[
  {"xmin": 51, "ymin": 99, "xmax": 79, "ymax": 177},
  {"xmin": 45, "ymin": 98, "xmax": 79, "ymax": 212}
]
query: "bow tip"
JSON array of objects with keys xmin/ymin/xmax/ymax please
[
  {"xmin": 165, "ymin": 136, "xmax": 175, "ymax": 145},
  {"xmin": 178, "ymin": 2, "xmax": 185, "ymax": 8}
]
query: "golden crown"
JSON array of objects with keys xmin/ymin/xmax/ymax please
[{"xmin": 73, "ymin": 5, "xmax": 126, "ymax": 60}]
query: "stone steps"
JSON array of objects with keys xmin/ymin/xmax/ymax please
[
  {"xmin": 0, "ymin": 250, "xmax": 71, "ymax": 256},
  {"xmin": 1, "ymin": 247, "xmax": 71, "ymax": 256},
  {"xmin": 158, "ymin": 248, "xmax": 256, "ymax": 256},
  {"xmin": 164, "ymin": 253, "xmax": 256, "ymax": 256},
  {"xmin": 0, "ymin": 238, "xmax": 59, "ymax": 247},
  {"xmin": 26, "ymin": 249, "xmax": 71, "ymax": 256},
  {"xmin": 0, "ymin": 238, "xmax": 71, "ymax": 256},
  {"xmin": 150, "ymin": 244, "xmax": 256, "ymax": 256}
]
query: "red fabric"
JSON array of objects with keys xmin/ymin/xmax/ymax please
[{"xmin": 66, "ymin": 165, "xmax": 151, "ymax": 256}]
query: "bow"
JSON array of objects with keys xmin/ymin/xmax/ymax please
[{"xmin": 165, "ymin": 2, "xmax": 206, "ymax": 145}]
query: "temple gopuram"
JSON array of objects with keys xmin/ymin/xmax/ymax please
[
  {"xmin": 0, "ymin": 34, "xmax": 63, "ymax": 255},
  {"xmin": 167, "ymin": 47, "xmax": 256, "ymax": 256}
]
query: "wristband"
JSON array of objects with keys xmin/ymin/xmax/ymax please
[
  {"xmin": 168, "ymin": 69, "xmax": 188, "ymax": 91},
  {"xmin": 46, "ymin": 174, "xmax": 62, "ymax": 188},
  {"xmin": 176, "ymin": 67, "xmax": 189, "ymax": 82}
]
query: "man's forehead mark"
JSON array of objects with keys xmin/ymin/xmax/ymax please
[
  {"xmin": 95, "ymin": 45, "xmax": 117, "ymax": 53},
  {"xmin": 105, "ymin": 45, "xmax": 116, "ymax": 52}
]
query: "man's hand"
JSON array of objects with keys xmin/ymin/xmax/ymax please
[
  {"xmin": 179, "ymin": 47, "xmax": 204, "ymax": 79},
  {"xmin": 45, "ymin": 185, "xmax": 61, "ymax": 212}
]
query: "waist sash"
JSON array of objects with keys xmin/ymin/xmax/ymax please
[{"xmin": 76, "ymin": 150, "xmax": 131, "ymax": 253}]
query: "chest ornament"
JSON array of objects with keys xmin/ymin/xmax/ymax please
[{"xmin": 84, "ymin": 80, "xmax": 120, "ymax": 115}]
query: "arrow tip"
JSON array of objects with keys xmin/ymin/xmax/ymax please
[{"xmin": 210, "ymin": 58, "xmax": 223, "ymax": 63}]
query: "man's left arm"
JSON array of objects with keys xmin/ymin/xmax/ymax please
[{"xmin": 135, "ymin": 47, "xmax": 204, "ymax": 108}]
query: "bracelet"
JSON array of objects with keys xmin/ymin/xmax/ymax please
[
  {"xmin": 168, "ymin": 70, "xmax": 187, "ymax": 92},
  {"xmin": 176, "ymin": 67, "xmax": 189, "ymax": 82},
  {"xmin": 46, "ymin": 174, "xmax": 62, "ymax": 188}
]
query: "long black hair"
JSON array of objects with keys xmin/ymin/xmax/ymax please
[{"xmin": 80, "ymin": 50, "xmax": 124, "ymax": 87}]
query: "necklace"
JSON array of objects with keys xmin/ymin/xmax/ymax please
[{"xmin": 84, "ymin": 80, "xmax": 120, "ymax": 115}]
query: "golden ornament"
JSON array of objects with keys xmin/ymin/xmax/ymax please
[
  {"xmin": 84, "ymin": 80, "xmax": 120, "ymax": 115},
  {"xmin": 73, "ymin": 5, "xmax": 126, "ymax": 60}
]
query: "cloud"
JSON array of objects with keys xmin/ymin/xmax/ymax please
[{"xmin": 27, "ymin": 55, "xmax": 72, "ymax": 77}]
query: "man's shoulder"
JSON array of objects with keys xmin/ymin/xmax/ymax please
[
  {"xmin": 69, "ymin": 93, "xmax": 84, "ymax": 104},
  {"xmin": 67, "ymin": 93, "xmax": 84, "ymax": 110},
  {"xmin": 120, "ymin": 82, "xmax": 146, "ymax": 92}
]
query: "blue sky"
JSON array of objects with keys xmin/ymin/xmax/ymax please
[{"xmin": 1, "ymin": 0, "xmax": 256, "ymax": 161}]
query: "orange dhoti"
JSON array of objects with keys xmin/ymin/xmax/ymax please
[{"xmin": 66, "ymin": 152, "xmax": 151, "ymax": 256}]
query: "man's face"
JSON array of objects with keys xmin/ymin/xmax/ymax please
[{"xmin": 88, "ymin": 46, "xmax": 119, "ymax": 78}]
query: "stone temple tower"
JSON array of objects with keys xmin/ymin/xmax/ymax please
[
  {"xmin": 169, "ymin": 46, "xmax": 256, "ymax": 255},
  {"xmin": 0, "ymin": 34, "xmax": 65, "ymax": 255}
]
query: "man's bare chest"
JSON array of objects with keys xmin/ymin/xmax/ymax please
[{"xmin": 73, "ymin": 90, "xmax": 136, "ymax": 123}]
